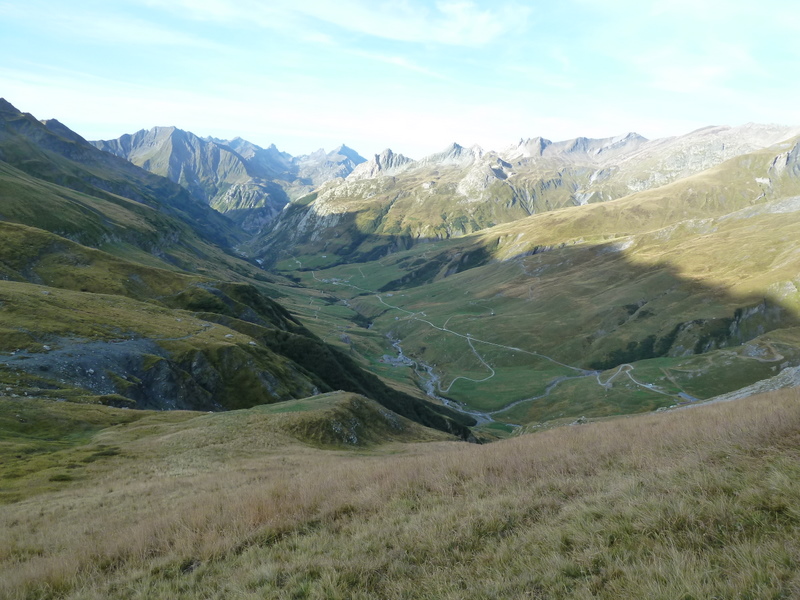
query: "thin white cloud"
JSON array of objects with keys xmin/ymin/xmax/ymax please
[
  {"xmin": 133, "ymin": 0, "xmax": 530, "ymax": 46},
  {"xmin": 295, "ymin": 0, "xmax": 530, "ymax": 46}
]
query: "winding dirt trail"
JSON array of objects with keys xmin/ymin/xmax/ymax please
[{"xmin": 301, "ymin": 264, "xmax": 692, "ymax": 423}]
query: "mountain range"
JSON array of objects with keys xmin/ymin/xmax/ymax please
[
  {"xmin": 5, "ymin": 97, "xmax": 800, "ymax": 599},
  {"xmin": 4, "ymin": 96, "xmax": 800, "ymax": 433},
  {"xmin": 252, "ymin": 123, "xmax": 800, "ymax": 264}
]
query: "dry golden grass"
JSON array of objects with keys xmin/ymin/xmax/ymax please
[{"xmin": 2, "ymin": 388, "xmax": 800, "ymax": 599}]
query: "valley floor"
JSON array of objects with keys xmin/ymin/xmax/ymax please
[{"xmin": 2, "ymin": 388, "xmax": 800, "ymax": 599}]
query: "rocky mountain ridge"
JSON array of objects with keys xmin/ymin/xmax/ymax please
[
  {"xmin": 90, "ymin": 119, "xmax": 800, "ymax": 245},
  {"xmin": 92, "ymin": 127, "xmax": 366, "ymax": 231},
  {"xmin": 250, "ymin": 123, "xmax": 800, "ymax": 264}
]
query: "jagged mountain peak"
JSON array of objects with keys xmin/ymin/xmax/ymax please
[
  {"xmin": 418, "ymin": 142, "xmax": 484, "ymax": 168},
  {"xmin": 204, "ymin": 134, "xmax": 233, "ymax": 145},
  {"xmin": 40, "ymin": 118, "xmax": 89, "ymax": 144},
  {"xmin": 326, "ymin": 144, "xmax": 367, "ymax": 168},
  {"xmin": 503, "ymin": 132, "xmax": 648, "ymax": 163},
  {"xmin": 347, "ymin": 148, "xmax": 415, "ymax": 181},
  {"xmin": 593, "ymin": 132, "xmax": 648, "ymax": 156},
  {"xmin": 331, "ymin": 143, "xmax": 359, "ymax": 156},
  {"xmin": 293, "ymin": 145, "xmax": 366, "ymax": 188},
  {"xmin": 557, "ymin": 133, "xmax": 645, "ymax": 156},
  {"xmin": 0, "ymin": 97, "xmax": 19, "ymax": 114},
  {"xmin": 148, "ymin": 125, "xmax": 179, "ymax": 138},
  {"xmin": 508, "ymin": 136, "xmax": 552, "ymax": 159},
  {"xmin": 377, "ymin": 148, "xmax": 411, "ymax": 164}
]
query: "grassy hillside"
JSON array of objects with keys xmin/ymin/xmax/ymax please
[
  {"xmin": 0, "ymin": 99, "xmax": 244, "ymax": 264},
  {"xmin": 0, "ymin": 218, "xmax": 473, "ymax": 434},
  {"xmin": 267, "ymin": 139, "xmax": 800, "ymax": 426},
  {"xmin": 1, "ymin": 388, "xmax": 798, "ymax": 598}
]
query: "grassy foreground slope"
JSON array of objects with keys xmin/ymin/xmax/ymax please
[{"xmin": 1, "ymin": 389, "xmax": 799, "ymax": 599}]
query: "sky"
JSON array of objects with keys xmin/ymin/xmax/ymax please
[{"xmin": 1, "ymin": 0, "xmax": 799, "ymax": 159}]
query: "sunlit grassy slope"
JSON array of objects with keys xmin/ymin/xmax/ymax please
[
  {"xmin": 270, "ymin": 138, "xmax": 800, "ymax": 425},
  {"xmin": 0, "ymin": 153, "xmax": 262, "ymax": 281},
  {"xmin": 2, "ymin": 388, "xmax": 798, "ymax": 599}
]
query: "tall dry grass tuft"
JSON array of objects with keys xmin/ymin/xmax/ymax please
[{"xmin": 2, "ymin": 388, "xmax": 800, "ymax": 598}]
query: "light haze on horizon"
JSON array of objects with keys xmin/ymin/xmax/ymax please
[{"xmin": 1, "ymin": 0, "xmax": 798, "ymax": 159}]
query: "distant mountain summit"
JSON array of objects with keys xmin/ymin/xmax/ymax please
[
  {"xmin": 296, "ymin": 144, "xmax": 366, "ymax": 185},
  {"xmin": 417, "ymin": 142, "xmax": 484, "ymax": 168},
  {"xmin": 349, "ymin": 149, "xmax": 415, "ymax": 180},
  {"xmin": 92, "ymin": 129, "xmax": 366, "ymax": 231}
]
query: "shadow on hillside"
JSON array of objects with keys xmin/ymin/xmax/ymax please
[{"xmin": 263, "ymin": 216, "xmax": 800, "ymax": 375}]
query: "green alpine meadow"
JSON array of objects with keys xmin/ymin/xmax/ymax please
[{"xmin": 2, "ymin": 88, "xmax": 800, "ymax": 599}]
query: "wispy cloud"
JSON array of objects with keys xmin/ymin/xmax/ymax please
[
  {"xmin": 294, "ymin": 0, "xmax": 531, "ymax": 46},
  {"xmin": 134, "ymin": 0, "xmax": 530, "ymax": 47}
]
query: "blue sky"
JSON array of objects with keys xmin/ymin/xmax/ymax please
[{"xmin": 1, "ymin": 0, "xmax": 798, "ymax": 158}]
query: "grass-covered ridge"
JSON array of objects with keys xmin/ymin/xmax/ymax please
[{"xmin": 1, "ymin": 388, "xmax": 798, "ymax": 598}]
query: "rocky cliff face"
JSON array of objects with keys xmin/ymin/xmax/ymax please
[{"xmin": 770, "ymin": 139, "xmax": 800, "ymax": 179}]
